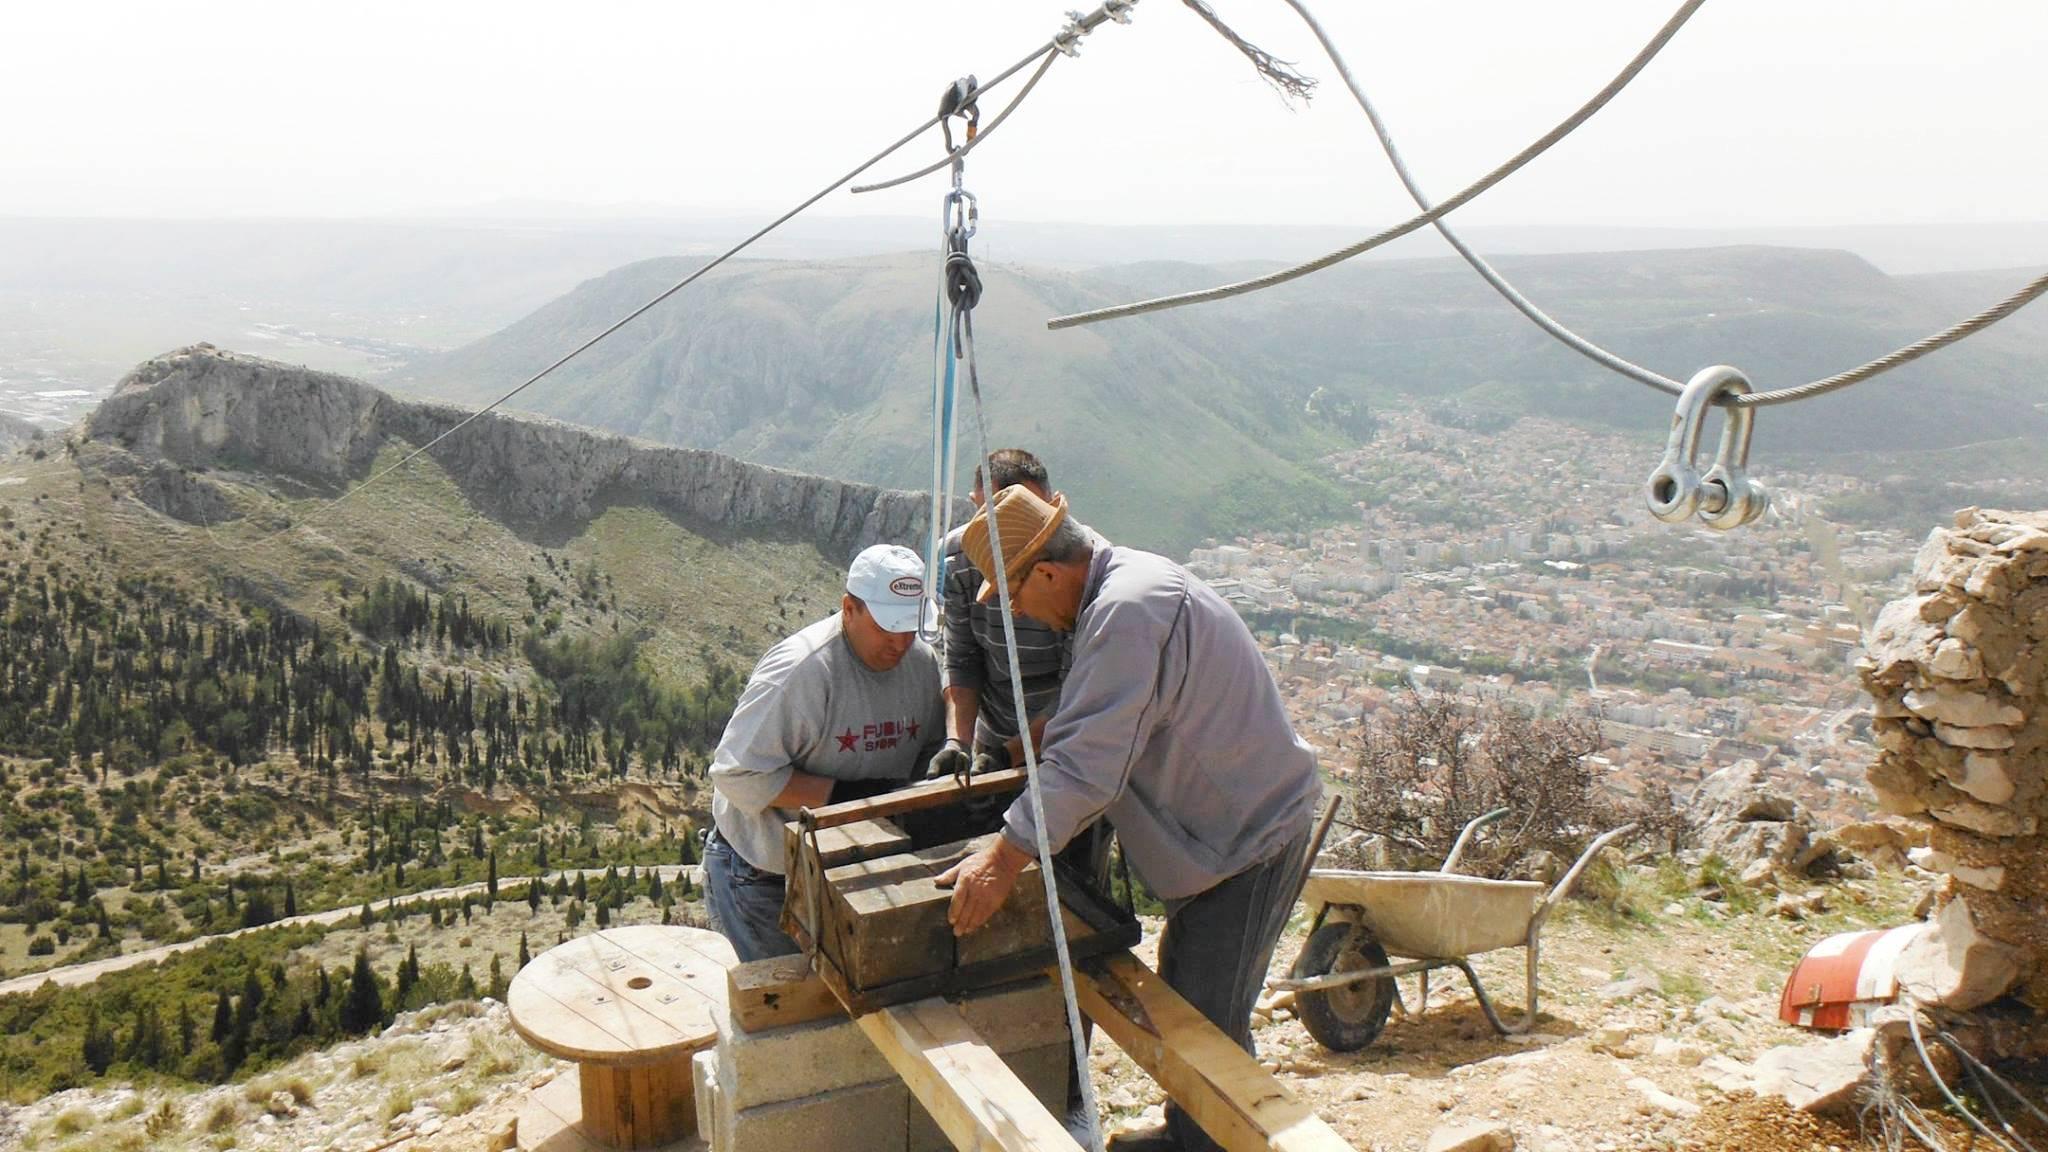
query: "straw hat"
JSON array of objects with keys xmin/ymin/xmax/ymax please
[{"xmin": 962, "ymin": 487, "xmax": 1068, "ymax": 604}]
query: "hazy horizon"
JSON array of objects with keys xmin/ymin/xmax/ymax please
[{"xmin": 6, "ymin": 1, "xmax": 2046, "ymax": 229}]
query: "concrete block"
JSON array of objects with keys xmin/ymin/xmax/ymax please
[
  {"xmin": 713, "ymin": 996, "xmax": 894, "ymax": 1110},
  {"xmin": 726, "ymin": 1078, "xmax": 910, "ymax": 1152},
  {"xmin": 712, "ymin": 976, "xmax": 1070, "ymax": 1111},
  {"xmin": 954, "ymin": 976, "xmax": 1072, "ymax": 1053},
  {"xmin": 906, "ymin": 1042, "xmax": 1071, "ymax": 1152}
]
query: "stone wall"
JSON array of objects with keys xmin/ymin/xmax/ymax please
[
  {"xmin": 1861, "ymin": 508, "xmax": 2048, "ymax": 1011},
  {"xmin": 84, "ymin": 344, "xmax": 945, "ymax": 559}
]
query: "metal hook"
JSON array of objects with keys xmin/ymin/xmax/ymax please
[{"xmin": 1645, "ymin": 366, "xmax": 1768, "ymax": 529}]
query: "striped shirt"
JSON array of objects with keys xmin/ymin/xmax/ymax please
[{"xmin": 940, "ymin": 522, "xmax": 1071, "ymax": 747}]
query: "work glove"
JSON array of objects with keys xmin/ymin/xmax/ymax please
[{"xmin": 927, "ymin": 738, "xmax": 993, "ymax": 787}]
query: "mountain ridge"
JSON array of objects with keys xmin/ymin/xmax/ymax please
[{"xmin": 85, "ymin": 344, "xmax": 940, "ymax": 559}]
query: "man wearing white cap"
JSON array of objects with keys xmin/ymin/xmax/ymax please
[{"xmin": 703, "ymin": 543, "xmax": 946, "ymax": 961}]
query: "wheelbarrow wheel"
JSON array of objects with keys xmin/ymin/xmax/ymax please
[{"xmin": 1293, "ymin": 922, "xmax": 1394, "ymax": 1053}]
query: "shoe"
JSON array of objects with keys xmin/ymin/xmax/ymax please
[{"xmin": 1104, "ymin": 1121, "xmax": 1181, "ymax": 1151}]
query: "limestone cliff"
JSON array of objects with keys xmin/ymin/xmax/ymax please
[{"xmin": 85, "ymin": 345, "xmax": 944, "ymax": 558}]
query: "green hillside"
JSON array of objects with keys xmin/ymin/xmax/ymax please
[
  {"xmin": 397, "ymin": 246, "xmax": 2048, "ymax": 553},
  {"xmin": 397, "ymin": 253, "xmax": 1364, "ymax": 552}
]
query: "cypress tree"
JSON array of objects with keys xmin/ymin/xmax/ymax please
[
  {"xmin": 517, "ymin": 932, "xmax": 531, "ymax": 969},
  {"xmin": 210, "ymin": 989, "xmax": 233, "ymax": 1044},
  {"xmin": 527, "ymin": 877, "xmax": 542, "ymax": 913},
  {"xmin": 340, "ymin": 949, "xmax": 383, "ymax": 1034},
  {"xmin": 486, "ymin": 850, "xmax": 497, "ymax": 904}
]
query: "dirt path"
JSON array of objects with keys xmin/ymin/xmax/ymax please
[{"xmin": 0, "ymin": 865, "xmax": 703, "ymax": 999}]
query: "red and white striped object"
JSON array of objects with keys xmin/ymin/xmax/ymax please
[{"xmin": 1777, "ymin": 924, "xmax": 1922, "ymax": 1031}]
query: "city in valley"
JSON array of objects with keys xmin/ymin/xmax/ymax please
[{"xmin": 1191, "ymin": 408, "xmax": 1904, "ymax": 826}]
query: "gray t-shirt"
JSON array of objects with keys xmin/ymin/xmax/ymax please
[{"xmin": 709, "ymin": 612, "xmax": 945, "ymax": 873}]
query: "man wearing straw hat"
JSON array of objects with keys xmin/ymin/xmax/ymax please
[{"xmin": 936, "ymin": 487, "xmax": 1322, "ymax": 1152}]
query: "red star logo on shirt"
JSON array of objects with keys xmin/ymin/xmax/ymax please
[
  {"xmin": 837, "ymin": 729, "xmax": 858, "ymax": 752},
  {"xmin": 905, "ymin": 721, "xmax": 920, "ymax": 738}
]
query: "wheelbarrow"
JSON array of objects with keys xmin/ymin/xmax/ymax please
[{"xmin": 1268, "ymin": 807, "xmax": 1635, "ymax": 1052}]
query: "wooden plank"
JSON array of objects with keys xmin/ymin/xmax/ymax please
[
  {"xmin": 830, "ymin": 854, "xmax": 956, "ymax": 989},
  {"xmin": 726, "ymin": 953, "xmax": 846, "ymax": 1032},
  {"xmin": 817, "ymin": 818, "xmax": 914, "ymax": 867},
  {"xmin": 800, "ymin": 769, "xmax": 1029, "ymax": 830},
  {"xmin": 856, "ymin": 997, "xmax": 1083, "ymax": 1152},
  {"xmin": 1074, "ymin": 951, "xmax": 1356, "ymax": 1152},
  {"xmin": 784, "ymin": 818, "xmax": 914, "ymax": 930},
  {"xmin": 820, "ymin": 836, "xmax": 1051, "ymax": 992}
]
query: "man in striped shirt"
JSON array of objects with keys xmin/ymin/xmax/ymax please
[{"xmin": 933, "ymin": 449, "xmax": 1070, "ymax": 780}]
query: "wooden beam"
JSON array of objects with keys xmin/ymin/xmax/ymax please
[
  {"xmin": 725, "ymin": 954, "xmax": 845, "ymax": 1033},
  {"xmin": 856, "ymin": 997, "xmax": 1083, "ymax": 1152},
  {"xmin": 798, "ymin": 769, "xmax": 1029, "ymax": 830},
  {"xmin": 1074, "ymin": 951, "xmax": 1356, "ymax": 1152}
]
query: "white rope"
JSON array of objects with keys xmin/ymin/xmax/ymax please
[{"xmin": 954, "ymin": 296, "xmax": 1106, "ymax": 1152}]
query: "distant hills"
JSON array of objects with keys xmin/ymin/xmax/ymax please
[{"xmin": 395, "ymin": 244, "xmax": 2048, "ymax": 551}]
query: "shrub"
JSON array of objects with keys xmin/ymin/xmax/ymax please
[
  {"xmin": 1344, "ymin": 691, "xmax": 1689, "ymax": 877},
  {"xmin": 205, "ymin": 1100, "xmax": 238, "ymax": 1133}
]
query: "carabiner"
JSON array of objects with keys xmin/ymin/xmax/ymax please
[
  {"xmin": 944, "ymin": 187, "xmax": 978, "ymax": 244},
  {"xmin": 1645, "ymin": 366, "xmax": 1768, "ymax": 529}
]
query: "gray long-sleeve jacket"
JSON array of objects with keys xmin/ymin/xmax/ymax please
[{"xmin": 1001, "ymin": 545, "xmax": 1322, "ymax": 901}]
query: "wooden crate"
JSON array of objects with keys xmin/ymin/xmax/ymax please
[{"xmin": 779, "ymin": 772, "xmax": 1140, "ymax": 1014}]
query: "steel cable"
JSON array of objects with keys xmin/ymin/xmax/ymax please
[
  {"xmin": 852, "ymin": 49, "xmax": 1061, "ymax": 195},
  {"xmin": 243, "ymin": 3, "xmax": 1138, "ymax": 547},
  {"xmin": 1284, "ymin": 0, "xmax": 2048, "ymax": 408},
  {"xmin": 1046, "ymin": 0, "xmax": 1707, "ymax": 331}
]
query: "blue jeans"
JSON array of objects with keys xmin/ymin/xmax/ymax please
[
  {"xmin": 703, "ymin": 829, "xmax": 801, "ymax": 962},
  {"xmin": 1158, "ymin": 827, "xmax": 1312, "ymax": 1152}
]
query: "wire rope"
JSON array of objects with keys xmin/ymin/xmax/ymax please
[
  {"xmin": 238, "ymin": 4, "xmax": 1137, "ymax": 548},
  {"xmin": 1046, "ymin": 0, "xmax": 1706, "ymax": 330},
  {"xmin": 852, "ymin": 49, "xmax": 1061, "ymax": 195},
  {"xmin": 1283, "ymin": 0, "xmax": 2048, "ymax": 408}
]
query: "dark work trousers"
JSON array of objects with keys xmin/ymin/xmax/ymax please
[
  {"xmin": 1158, "ymin": 826, "xmax": 1312, "ymax": 1152},
  {"xmin": 702, "ymin": 828, "xmax": 801, "ymax": 962}
]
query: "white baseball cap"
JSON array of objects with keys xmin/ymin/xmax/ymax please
[{"xmin": 846, "ymin": 544, "xmax": 937, "ymax": 635}]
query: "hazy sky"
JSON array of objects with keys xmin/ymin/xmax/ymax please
[{"xmin": 6, "ymin": 1, "xmax": 2044, "ymax": 228}]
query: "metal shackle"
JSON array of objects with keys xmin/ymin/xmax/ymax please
[
  {"xmin": 1697, "ymin": 376, "xmax": 1769, "ymax": 530},
  {"xmin": 1644, "ymin": 366, "xmax": 1766, "ymax": 529}
]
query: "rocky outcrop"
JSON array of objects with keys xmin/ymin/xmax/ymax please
[
  {"xmin": 84, "ymin": 345, "xmax": 945, "ymax": 557},
  {"xmin": 0, "ymin": 412, "xmax": 42, "ymax": 455},
  {"xmin": 1688, "ymin": 761, "xmax": 1848, "ymax": 885},
  {"xmin": 1861, "ymin": 507, "xmax": 2048, "ymax": 1012}
]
